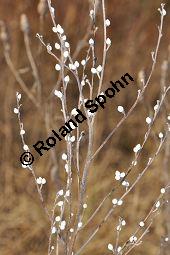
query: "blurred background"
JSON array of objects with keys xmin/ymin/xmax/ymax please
[{"xmin": 0, "ymin": 0, "xmax": 170, "ymax": 255}]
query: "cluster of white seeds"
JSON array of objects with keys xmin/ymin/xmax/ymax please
[
  {"xmin": 52, "ymin": 24, "xmax": 64, "ymax": 34},
  {"xmin": 107, "ymin": 243, "xmax": 122, "ymax": 253},
  {"xmin": 45, "ymin": 6, "xmax": 169, "ymax": 255},
  {"xmin": 116, "ymin": 219, "xmax": 126, "ymax": 231},
  {"xmin": 115, "ymin": 171, "xmax": 125, "ymax": 180},
  {"xmin": 59, "ymin": 220, "xmax": 66, "ymax": 230},
  {"xmin": 115, "ymin": 171, "xmax": 129, "ymax": 187},
  {"xmin": 91, "ymin": 65, "xmax": 103, "ymax": 74},
  {"xmin": 158, "ymin": 4, "xmax": 166, "ymax": 16},
  {"xmin": 36, "ymin": 177, "xmax": 46, "ymax": 185},
  {"xmin": 68, "ymin": 63, "xmax": 77, "ymax": 70},
  {"xmin": 112, "ymin": 198, "xmax": 123, "ymax": 206},
  {"xmin": 64, "ymin": 135, "xmax": 76, "ymax": 143}
]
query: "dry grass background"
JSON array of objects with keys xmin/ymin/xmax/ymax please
[{"xmin": 0, "ymin": 0, "xmax": 170, "ymax": 255}]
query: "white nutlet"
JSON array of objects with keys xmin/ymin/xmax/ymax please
[
  {"xmin": 117, "ymin": 246, "xmax": 122, "ymax": 253},
  {"xmin": 23, "ymin": 145, "xmax": 28, "ymax": 151},
  {"xmin": 89, "ymin": 38, "xmax": 94, "ymax": 45},
  {"xmin": 115, "ymin": 171, "xmax": 121, "ymax": 181},
  {"xmin": 17, "ymin": 93, "xmax": 21, "ymax": 100},
  {"xmin": 97, "ymin": 65, "xmax": 102, "ymax": 73},
  {"xmin": 139, "ymin": 221, "xmax": 145, "ymax": 227},
  {"xmin": 57, "ymin": 201, "xmax": 64, "ymax": 207},
  {"xmin": 60, "ymin": 220, "xmax": 66, "ymax": 230},
  {"xmin": 117, "ymin": 199, "xmax": 123, "ymax": 206},
  {"xmin": 54, "ymin": 90, "xmax": 63, "ymax": 98},
  {"xmin": 158, "ymin": 132, "xmax": 163, "ymax": 139},
  {"xmin": 63, "ymin": 51, "xmax": 69, "ymax": 58},
  {"xmin": 52, "ymin": 27, "xmax": 58, "ymax": 33},
  {"xmin": 91, "ymin": 67, "xmax": 97, "ymax": 74},
  {"xmin": 156, "ymin": 201, "xmax": 160, "ymax": 208},
  {"xmin": 55, "ymin": 64, "xmax": 61, "ymax": 71},
  {"xmin": 65, "ymin": 42, "xmax": 70, "ymax": 48},
  {"xmin": 55, "ymin": 216, "xmax": 61, "ymax": 222},
  {"xmin": 58, "ymin": 189, "xmax": 64, "ymax": 196},
  {"xmin": 112, "ymin": 198, "xmax": 118, "ymax": 205},
  {"xmin": 146, "ymin": 117, "xmax": 152, "ymax": 124},
  {"xmin": 55, "ymin": 43, "xmax": 60, "ymax": 50},
  {"xmin": 74, "ymin": 61, "xmax": 79, "ymax": 68},
  {"xmin": 107, "ymin": 243, "xmax": 113, "ymax": 251},
  {"xmin": 121, "ymin": 220, "xmax": 126, "ymax": 226},
  {"xmin": 56, "ymin": 24, "xmax": 64, "ymax": 34},
  {"xmin": 161, "ymin": 188, "xmax": 165, "ymax": 194},
  {"xmin": 117, "ymin": 105, "xmax": 124, "ymax": 113},
  {"xmin": 78, "ymin": 222, "xmax": 83, "ymax": 228},
  {"xmin": 62, "ymin": 153, "xmax": 67, "ymax": 160},
  {"xmin": 52, "ymin": 226, "xmax": 57, "ymax": 234},
  {"xmin": 105, "ymin": 19, "xmax": 111, "ymax": 27},
  {"xmin": 133, "ymin": 144, "xmax": 141, "ymax": 153},
  {"xmin": 70, "ymin": 136, "xmax": 75, "ymax": 142},
  {"xmin": 41, "ymin": 178, "xmax": 46, "ymax": 184},
  {"xmin": 81, "ymin": 59, "xmax": 86, "ymax": 66},
  {"xmin": 14, "ymin": 108, "xmax": 19, "ymax": 114},
  {"xmin": 71, "ymin": 108, "xmax": 78, "ymax": 116},
  {"xmin": 106, "ymin": 38, "xmax": 111, "ymax": 45},
  {"xmin": 20, "ymin": 129, "xmax": 25, "ymax": 135},
  {"xmin": 64, "ymin": 75, "xmax": 70, "ymax": 83}
]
